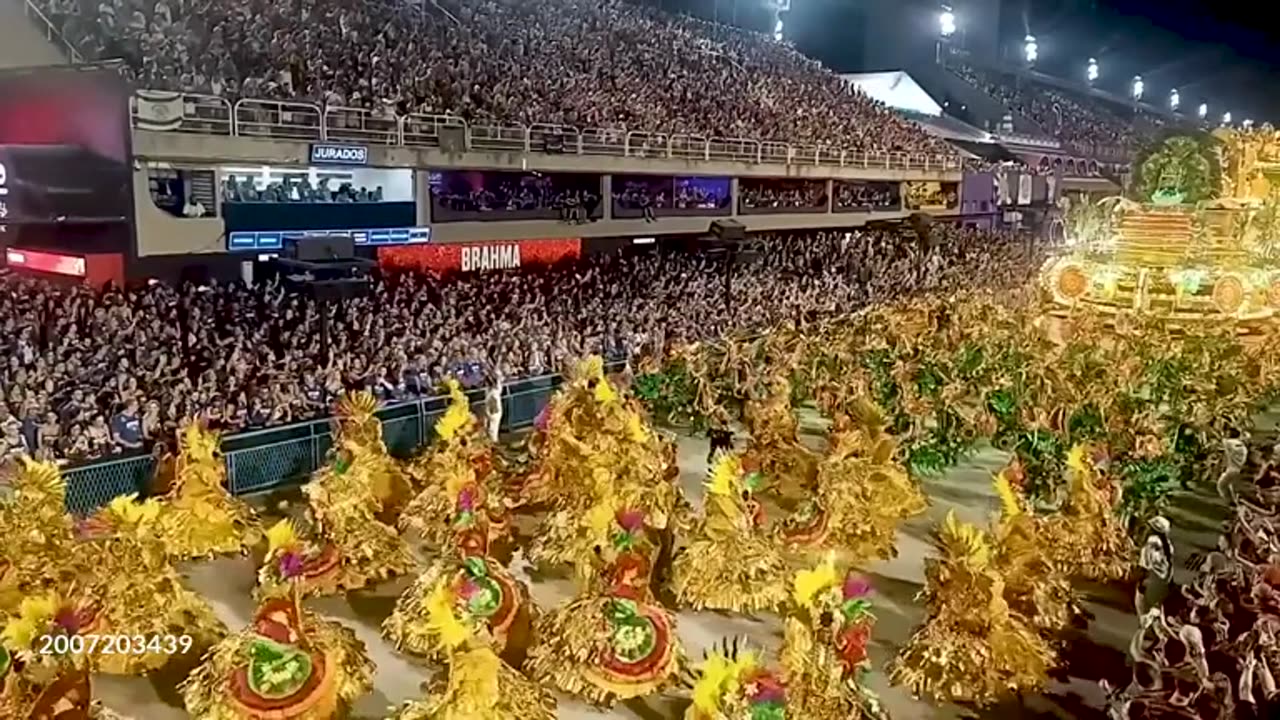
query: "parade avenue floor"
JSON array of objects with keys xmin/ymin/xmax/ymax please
[{"xmin": 93, "ymin": 410, "xmax": 1249, "ymax": 720}]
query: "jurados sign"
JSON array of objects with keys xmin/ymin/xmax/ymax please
[{"xmin": 309, "ymin": 143, "xmax": 369, "ymax": 166}]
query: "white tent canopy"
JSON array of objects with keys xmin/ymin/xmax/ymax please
[{"xmin": 840, "ymin": 70, "xmax": 943, "ymax": 117}]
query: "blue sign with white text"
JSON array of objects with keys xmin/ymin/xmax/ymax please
[
  {"xmin": 228, "ymin": 226, "xmax": 430, "ymax": 251},
  {"xmin": 309, "ymin": 143, "xmax": 369, "ymax": 166}
]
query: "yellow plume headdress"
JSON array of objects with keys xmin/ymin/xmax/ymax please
[
  {"xmin": 435, "ymin": 378, "xmax": 472, "ymax": 442},
  {"xmin": 792, "ymin": 552, "xmax": 840, "ymax": 609},
  {"xmin": 426, "ymin": 582, "xmax": 473, "ymax": 651},
  {"xmin": 2, "ymin": 593, "xmax": 60, "ymax": 652},
  {"xmin": 993, "ymin": 471, "xmax": 1023, "ymax": 520},
  {"xmin": 706, "ymin": 453, "xmax": 743, "ymax": 497},
  {"xmin": 691, "ymin": 641, "xmax": 762, "ymax": 713}
]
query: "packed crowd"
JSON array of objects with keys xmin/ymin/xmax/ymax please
[
  {"xmin": 36, "ymin": 0, "xmax": 953, "ymax": 157},
  {"xmin": 833, "ymin": 181, "xmax": 899, "ymax": 210},
  {"xmin": 0, "ymin": 225, "xmax": 1040, "ymax": 462},
  {"xmin": 221, "ymin": 175, "xmax": 385, "ymax": 204},
  {"xmin": 432, "ymin": 172, "xmax": 601, "ymax": 220},
  {"xmin": 612, "ymin": 180, "xmax": 731, "ymax": 213},
  {"xmin": 949, "ymin": 63, "xmax": 1159, "ymax": 151},
  {"xmin": 740, "ymin": 180, "xmax": 829, "ymax": 210}
]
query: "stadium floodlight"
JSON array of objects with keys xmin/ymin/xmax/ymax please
[
  {"xmin": 1222, "ymin": 111, "xmax": 1232, "ymax": 124},
  {"xmin": 1132, "ymin": 75, "xmax": 1144, "ymax": 101},
  {"xmin": 1086, "ymin": 58, "xmax": 1099, "ymax": 83},
  {"xmin": 939, "ymin": 6, "xmax": 956, "ymax": 38},
  {"xmin": 1024, "ymin": 35, "xmax": 1038, "ymax": 64},
  {"xmin": 1244, "ymin": 119, "xmax": 1255, "ymax": 129},
  {"xmin": 774, "ymin": 18, "xmax": 784, "ymax": 41},
  {"xmin": 1169, "ymin": 88, "xmax": 1180, "ymax": 110},
  {"xmin": 1198, "ymin": 103, "xmax": 1208, "ymax": 119}
]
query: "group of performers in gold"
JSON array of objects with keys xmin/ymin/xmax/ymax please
[
  {"xmin": 1, "ymin": 350, "xmax": 926, "ymax": 719},
  {"xmin": 15, "ymin": 280, "xmax": 1270, "ymax": 718}
]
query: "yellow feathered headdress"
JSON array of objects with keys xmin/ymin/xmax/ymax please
[
  {"xmin": 706, "ymin": 453, "xmax": 743, "ymax": 497},
  {"xmin": 792, "ymin": 552, "xmax": 839, "ymax": 609},
  {"xmin": 2, "ymin": 593, "xmax": 59, "ymax": 651},
  {"xmin": 937, "ymin": 510, "xmax": 991, "ymax": 568},
  {"xmin": 13, "ymin": 456, "xmax": 68, "ymax": 509},
  {"xmin": 445, "ymin": 647, "xmax": 502, "ymax": 709},
  {"xmin": 265, "ymin": 519, "xmax": 300, "ymax": 556},
  {"xmin": 426, "ymin": 582, "xmax": 472, "ymax": 651},
  {"xmin": 1066, "ymin": 444, "xmax": 1090, "ymax": 474},
  {"xmin": 435, "ymin": 379, "xmax": 473, "ymax": 442},
  {"xmin": 107, "ymin": 493, "xmax": 162, "ymax": 529},
  {"xmin": 691, "ymin": 645, "xmax": 761, "ymax": 713},
  {"xmin": 993, "ymin": 471, "xmax": 1023, "ymax": 520}
]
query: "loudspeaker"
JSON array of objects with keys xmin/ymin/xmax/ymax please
[
  {"xmin": 288, "ymin": 235, "xmax": 355, "ymax": 262},
  {"xmin": 311, "ymin": 277, "xmax": 370, "ymax": 302},
  {"xmin": 710, "ymin": 219, "xmax": 746, "ymax": 242},
  {"xmin": 441, "ymin": 126, "xmax": 467, "ymax": 153}
]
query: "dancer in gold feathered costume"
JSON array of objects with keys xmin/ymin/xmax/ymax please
[
  {"xmin": 181, "ymin": 560, "xmax": 375, "ymax": 720},
  {"xmin": 155, "ymin": 422, "xmax": 260, "ymax": 559},
  {"xmin": 990, "ymin": 471, "xmax": 1078, "ymax": 636},
  {"xmin": 517, "ymin": 356, "xmax": 672, "ymax": 512},
  {"xmin": 1, "ymin": 593, "xmax": 134, "ymax": 719},
  {"xmin": 670, "ymin": 453, "xmax": 789, "ymax": 613},
  {"xmin": 1040, "ymin": 445, "xmax": 1135, "ymax": 582},
  {"xmin": 0, "ymin": 457, "xmax": 81, "ymax": 613},
  {"xmin": 685, "ymin": 639, "xmax": 789, "ymax": 720},
  {"xmin": 333, "ymin": 391, "xmax": 412, "ymax": 521},
  {"xmin": 401, "ymin": 380, "xmax": 511, "ymax": 560},
  {"xmin": 742, "ymin": 373, "xmax": 818, "ymax": 504},
  {"xmin": 75, "ymin": 494, "xmax": 226, "ymax": 675},
  {"xmin": 258, "ymin": 441, "xmax": 416, "ymax": 597},
  {"xmin": 889, "ymin": 511, "xmax": 1054, "ymax": 706},
  {"xmin": 385, "ymin": 457, "xmax": 534, "ymax": 668},
  {"xmin": 784, "ymin": 400, "xmax": 926, "ymax": 562},
  {"xmin": 782, "ymin": 556, "xmax": 888, "ymax": 720},
  {"xmin": 526, "ymin": 494, "xmax": 683, "ymax": 706},
  {"xmin": 385, "ymin": 580, "xmax": 556, "ymax": 720}
]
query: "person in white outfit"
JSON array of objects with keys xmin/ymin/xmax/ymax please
[{"xmin": 484, "ymin": 374, "xmax": 504, "ymax": 444}]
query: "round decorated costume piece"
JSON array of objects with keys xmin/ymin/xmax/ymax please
[
  {"xmin": 181, "ymin": 596, "xmax": 374, "ymax": 720},
  {"xmin": 258, "ymin": 439, "xmax": 416, "ymax": 598},
  {"xmin": 783, "ymin": 400, "xmax": 926, "ymax": 562},
  {"xmin": 1, "ymin": 593, "xmax": 135, "ymax": 720},
  {"xmin": 526, "ymin": 504, "xmax": 682, "ymax": 706}
]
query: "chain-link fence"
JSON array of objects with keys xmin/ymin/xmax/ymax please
[{"xmin": 61, "ymin": 368, "xmax": 594, "ymax": 514}]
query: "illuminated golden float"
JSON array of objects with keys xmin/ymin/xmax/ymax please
[{"xmin": 1043, "ymin": 131, "xmax": 1280, "ymax": 328}]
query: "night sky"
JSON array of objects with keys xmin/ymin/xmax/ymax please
[{"xmin": 1005, "ymin": 0, "xmax": 1280, "ymax": 122}]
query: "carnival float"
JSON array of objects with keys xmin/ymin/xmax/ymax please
[{"xmin": 1045, "ymin": 130, "xmax": 1280, "ymax": 327}]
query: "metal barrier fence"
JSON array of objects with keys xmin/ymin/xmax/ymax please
[
  {"xmin": 61, "ymin": 371, "xmax": 576, "ymax": 514},
  {"xmin": 131, "ymin": 91, "xmax": 962, "ymax": 172}
]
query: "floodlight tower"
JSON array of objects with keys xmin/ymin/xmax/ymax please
[
  {"xmin": 1198, "ymin": 103, "xmax": 1208, "ymax": 120},
  {"xmin": 1024, "ymin": 35, "xmax": 1038, "ymax": 65},
  {"xmin": 1132, "ymin": 75, "xmax": 1144, "ymax": 101},
  {"xmin": 1169, "ymin": 88, "xmax": 1180, "ymax": 111},
  {"xmin": 1222, "ymin": 111, "xmax": 1232, "ymax": 125},
  {"xmin": 1086, "ymin": 57, "xmax": 1099, "ymax": 84}
]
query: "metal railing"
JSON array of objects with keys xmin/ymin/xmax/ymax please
[
  {"xmin": 130, "ymin": 90, "xmax": 963, "ymax": 172},
  {"xmin": 60, "ymin": 370, "xmax": 582, "ymax": 514},
  {"xmin": 20, "ymin": 0, "xmax": 83, "ymax": 62}
]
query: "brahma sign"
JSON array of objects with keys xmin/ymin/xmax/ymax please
[{"xmin": 378, "ymin": 238, "xmax": 581, "ymax": 274}]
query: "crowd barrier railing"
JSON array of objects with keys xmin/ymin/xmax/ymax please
[
  {"xmin": 60, "ymin": 370, "xmax": 582, "ymax": 515},
  {"xmin": 20, "ymin": 0, "xmax": 83, "ymax": 62},
  {"xmin": 129, "ymin": 90, "xmax": 964, "ymax": 172}
]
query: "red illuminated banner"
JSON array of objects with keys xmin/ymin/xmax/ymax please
[
  {"xmin": 5, "ymin": 247, "xmax": 86, "ymax": 277},
  {"xmin": 378, "ymin": 238, "xmax": 582, "ymax": 274}
]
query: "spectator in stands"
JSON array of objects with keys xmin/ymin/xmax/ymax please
[
  {"xmin": 0, "ymin": 223, "xmax": 1040, "ymax": 464},
  {"xmin": 40, "ymin": 0, "xmax": 954, "ymax": 158}
]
